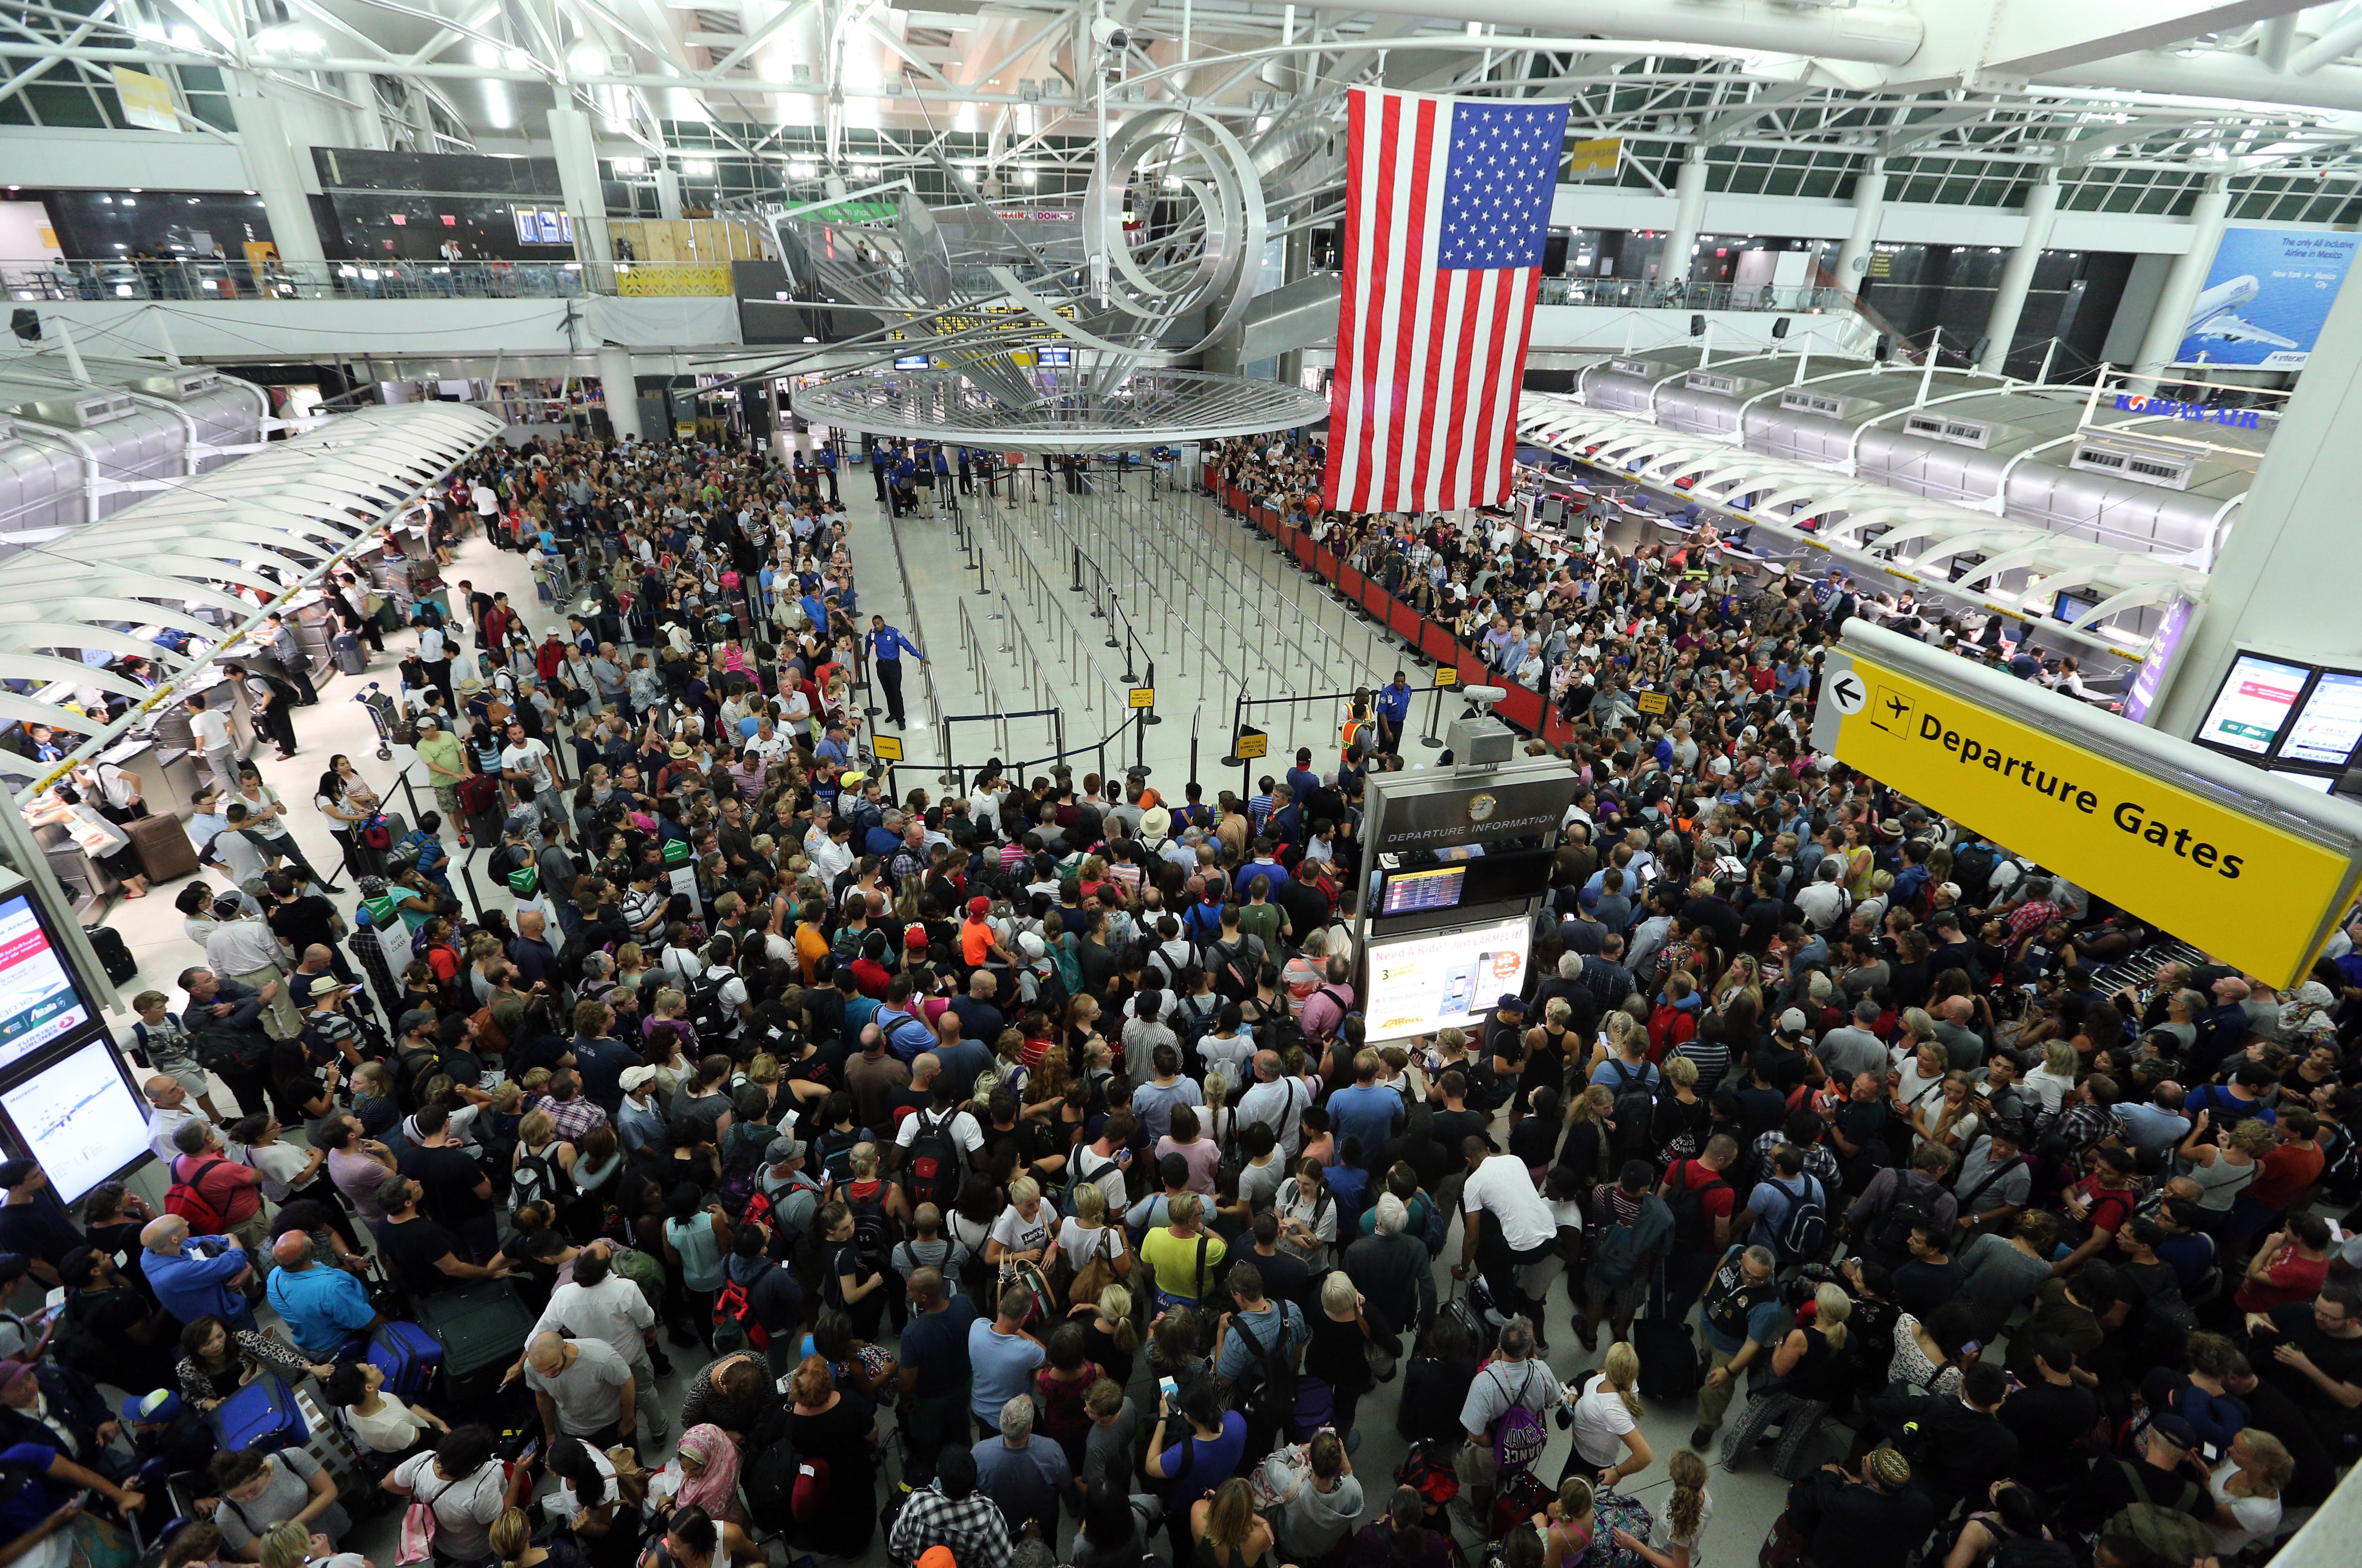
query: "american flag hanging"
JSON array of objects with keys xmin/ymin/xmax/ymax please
[{"xmin": 1321, "ymin": 88, "xmax": 1570, "ymax": 515}]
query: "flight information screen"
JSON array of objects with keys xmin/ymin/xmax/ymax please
[
  {"xmin": 1381, "ymin": 866, "xmax": 1467, "ymax": 916},
  {"xmin": 2281, "ymin": 670, "xmax": 2362, "ymax": 767},
  {"xmin": 0, "ymin": 895, "xmax": 92, "ymax": 1071}
]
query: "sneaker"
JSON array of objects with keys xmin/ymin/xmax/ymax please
[{"xmin": 1688, "ymin": 1427, "xmax": 1714, "ymax": 1450}]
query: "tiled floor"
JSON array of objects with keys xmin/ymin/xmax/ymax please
[{"xmin": 81, "ymin": 465, "xmax": 1799, "ymax": 1567}]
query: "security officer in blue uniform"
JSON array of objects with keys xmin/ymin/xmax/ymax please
[{"xmin": 866, "ymin": 614, "xmax": 926, "ymax": 729}]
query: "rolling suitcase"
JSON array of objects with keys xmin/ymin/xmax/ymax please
[
  {"xmin": 1634, "ymin": 1316, "xmax": 1704, "ymax": 1399},
  {"xmin": 413, "ymin": 1279, "xmax": 533, "ymax": 1408},
  {"xmin": 128, "ymin": 814, "xmax": 200, "ymax": 882},
  {"xmin": 364, "ymin": 1321, "xmax": 444, "ymax": 1400},
  {"xmin": 213, "ymin": 1373, "xmax": 306, "ymax": 1452},
  {"xmin": 332, "ymin": 633, "xmax": 367, "ymax": 676},
  {"xmin": 82, "ymin": 923, "xmax": 138, "ymax": 985}
]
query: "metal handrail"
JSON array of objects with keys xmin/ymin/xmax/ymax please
[{"xmin": 0, "ymin": 256, "xmax": 743, "ymax": 303}]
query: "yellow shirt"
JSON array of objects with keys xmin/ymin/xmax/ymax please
[{"xmin": 1139, "ymin": 1225, "xmax": 1228, "ymax": 1301}]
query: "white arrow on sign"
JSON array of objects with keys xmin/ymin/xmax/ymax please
[{"xmin": 1829, "ymin": 671, "xmax": 1868, "ymax": 714}]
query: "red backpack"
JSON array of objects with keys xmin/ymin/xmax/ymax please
[{"xmin": 164, "ymin": 1154, "xmax": 233, "ymax": 1235}]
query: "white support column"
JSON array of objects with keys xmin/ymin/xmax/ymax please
[
  {"xmin": 1981, "ymin": 170, "xmax": 2060, "ymax": 375},
  {"xmin": 548, "ymin": 107, "xmax": 613, "ymax": 266},
  {"xmin": 598, "ymin": 346, "xmax": 642, "ymax": 442},
  {"xmin": 2131, "ymin": 175, "xmax": 2233, "ymax": 390},
  {"xmin": 1656, "ymin": 147, "xmax": 1708, "ymax": 287},
  {"xmin": 1834, "ymin": 157, "xmax": 1887, "ymax": 301},
  {"xmin": 229, "ymin": 85, "xmax": 326, "ymax": 267},
  {"xmin": 655, "ymin": 170, "xmax": 684, "ymax": 221}
]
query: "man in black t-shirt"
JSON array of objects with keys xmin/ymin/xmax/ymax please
[
  {"xmin": 375, "ymin": 1178, "xmax": 513, "ymax": 1297},
  {"xmin": 395, "ymin": 1104, "xmax": 499, "ymax": 1263},
  {"xmin": 2248, "ymin": 1286, "xmax": 2362, "ymax": 1459}
]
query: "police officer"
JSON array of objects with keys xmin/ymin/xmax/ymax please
[{"xmin": 865, "ymin": 615, "xmax": 927, "ymax": 730}]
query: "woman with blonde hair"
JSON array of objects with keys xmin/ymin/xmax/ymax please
[
  {"xmin": 256, "ymin": 1521, "xmax": 369, "ymax": 1568},
  {"xmin": 1282, "ymin": 928, "xmax": 1328, "ymax": 1015},
  {"xmin": 2180, "ymin": 1112, "xmax": 2273, "ymax": 1225},
  {"xmin": 1564, "ymin": 1341, "xmax": 1652, "ymax": 1489},
  {"xmin": 1054, "ymin": 1180, "xmax": 1132, "ymax": 1288},
  {"xmin": 511, "ymin": 1108, "xmax": 577, "ymax": 1213},
  {"xmin": 484, "ymin": 1510, "xmax": 569, "ymax": 1568},
  {"xmin": 1615, "ymin": 1450, "xmax": 1712, "ymax": 1568},
  {"xmin": 1559, "ymin": 1085, "xmax": 1617, "ymax": 1186},
  {"xmin": 1719, "ymin": 1285, "xmax": 1855, "ymax": 1476},
  {"xmin": 1080, "ymin": 1281, "xmax": 1142, "ymax": 1389}
]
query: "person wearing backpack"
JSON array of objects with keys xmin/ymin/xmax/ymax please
[
  {"xmin": 1733, "ymin": 1143, "xmax": 1830, "ymax": 1269},
  {"xmin": 163, "ymin": 1118, "xmax": 268, "ymax": 1253},
  {"xmin": 2076, "ymin": 1414, "xmax": 2219, "ymax": 1562},
  {"xmin": 1211, "ymin": 1259, "xmax": 1308, "ymax": 1461},
  {"xmin": 1590, "ymin": 1032, "xmax": 1663, "ymax": 1168},
  {"xmin": 1844, "ymin": 1145, "xmax": 1961, "ymax": 1269},
  {"xmin": 1453, "ymin": 1319, "xmax": 1556, "ymax": 1526},
  {"xmin": 1658, "ymin": 1136, "xmax": 1740, "ymax": 1322},
  {"xmin": 1691, "ymin": 1243, "xmax": 1781, "ymax": 1450}
]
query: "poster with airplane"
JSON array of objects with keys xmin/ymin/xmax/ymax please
[{"xmin": 2175, "ymin": 227, "xmax": 2359, "ymax": 369}]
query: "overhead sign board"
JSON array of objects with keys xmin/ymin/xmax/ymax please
[
  {"xmin": 2174, "ymin": 227, "xmax": 2358, "ymax": 370},
  {"xmin": 1813, "ymin": 623, "xmax": 2362, "ymax": 989}
]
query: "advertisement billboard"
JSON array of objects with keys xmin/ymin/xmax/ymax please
[
  {"xmin": 2175, "ymin": 227, "xmax": 2359, "ymax": 369},
  {"xmin": 1363, "ymin": 914, "xmax": 1531, "ymax": 1042},
  {"xmin": 2121, "ymin": 594, "xmax": 2195, "ymax": 725}
]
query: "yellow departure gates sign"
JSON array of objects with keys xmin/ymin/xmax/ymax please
[{"xmin": 1817, "ymin": 637, "xmax": 2362, "ymax": 989}]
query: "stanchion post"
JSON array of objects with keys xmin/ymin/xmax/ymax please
[{"xmin": 1422, "ymin": 684, "xmax": 1446, "ymax": 748}]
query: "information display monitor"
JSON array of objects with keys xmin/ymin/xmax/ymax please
[
  {"xmin": 1362, "ymin": 915, "xmax": 1530, "ymax": 1042},
  {"xmin": 0, "ymin": 1040, "xmax": 150, "ymax": 1203},
  {"xmin": 0, "ymin": 893, "xmax": 94, "ymax": 1071},
  {"xmin": 2197, "ymin": 653, "xmax": 2312, "ymax": 756},
  {"xmin": 2280, "ymin": 669, "xmax": 2362, "ymax": 768},
  {"xmin": 1379, "ymin": 866, "xmax": 1466, "ymax": 916}
]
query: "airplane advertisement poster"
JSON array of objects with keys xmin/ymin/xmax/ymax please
[{"xmin": 2175, "ymin": 227, "xmax": 2358, "ymax": 369}]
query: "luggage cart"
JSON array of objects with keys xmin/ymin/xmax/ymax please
[{"xmin": 353, "ymin": 682, "xmax": 400, "ymax": 762}]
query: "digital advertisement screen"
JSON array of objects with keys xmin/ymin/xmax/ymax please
[
  {"xmin": 1381, "ymin": 866, "xmax": 1466, "ymax": 916},
  {"xmin": 0, "ymin": 895, "xmax": 91, "ymax": 1070},
  {"xmin": 2279, "ymin": 669, "xmax": 2362, "ymax": 767},
  {"xmin": 2121, "ymin": 594, "xmax": 2195, "ymax": 724},
  {"xmin": 2197, "ymin": 653, "xmax": 2311, "ymax": 755},
  {"xmin": 894, "ymin": 354, "xmax": 932, "ymax": 369},
  {"xmin": 0, "ymin": 1041, "xmax": 151, "ymax": 1203},
  {"xmin": 1363, "ymin": 915, "xmax": 1531, "ymax": 1042}
]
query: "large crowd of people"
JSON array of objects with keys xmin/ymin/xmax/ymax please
[{"xmin": 0, "ymin": 424, "xmax": 2352, "ymax": 1568}]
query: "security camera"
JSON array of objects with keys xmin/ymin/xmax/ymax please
[
  {"xmin": 1463, "ymin": 683, "xmax": 1509, "ymax": 712},
  {"xmin": 1091, "ymin": 16, "xmax": 1130, "ymax": 52}
]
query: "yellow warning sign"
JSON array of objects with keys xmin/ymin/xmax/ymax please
[
  {"xmin": 1234, "ymin": 730, "xmax": 1268, "ymax": 759},
  {"xmin": 1129, "ymin": 687, "xmax": 1156, "ymax": 709},
  {"xmin": 870, "ymin": 735, "xmax": 904, "ymax": 762},
  {"xmin": 1433, "ymin": 667, "xmax": 1459, "ymax": 688},
  {"xmin": 1636, "ymin": 691, "xmax": 1669, "ymax": 715}
]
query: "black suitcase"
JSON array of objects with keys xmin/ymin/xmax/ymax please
[
  {"xmin": 1634, "ymin": 1315, "xmax": 1704, "ymax": 1399},
  {"xmin": 83, "ymin": 924, "xmax": 138, "ymax": 985}
]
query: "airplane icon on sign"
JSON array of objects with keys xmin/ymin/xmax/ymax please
[
  {"xmin": 1870, "ymin": 685, "xmax": 1914, "ymax": 733},
  {"xmin": 1883, "ymin": 694, "xmax": 1910, "ymax": 721}
]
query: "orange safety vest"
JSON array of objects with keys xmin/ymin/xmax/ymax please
[{"xmin": 1340, "ymin": 716, "xmax": 1369, "ymax": 758}]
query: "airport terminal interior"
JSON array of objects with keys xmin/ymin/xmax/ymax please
[{"xmin": 9, "ymin": 3, "xmax": 2362, "ymax": 1567}]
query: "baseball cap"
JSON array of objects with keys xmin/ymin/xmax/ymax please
[
  {"xmin": 2148, "ymin": 1413, "xmax": 2199, "ymax": 1450},
  {"xmin": 766, "ymin": 1137, "xmax": 806, "ymax": 1163},
  {"xmin": 397, "ymin": 1008, "xmax": 436, "ymax": 1036},
  {"xmin": 1777, "ymin": 1008, "xmax": 1809, "ymax": 1033},
  {"xmin": 1938, "ymin": 881, "xmax": 1961, "ymax": 901},
  {"xmin": 619, "ymin": 1065, "xmax": 657, "ymax": 1091},
  {"xmin": 1496, "ymin": 994, "xmax": 1526, "ymax": 1012},
  {"xmin": 968, "ymin": 895, "xmax": 991, "ymax": 917},
  {"xmin": 119, "ymin": 1389, "xmax": 181, "ymax": 1425}
]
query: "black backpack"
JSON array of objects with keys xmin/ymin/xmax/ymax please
[
  {"xmin": 815, "ymin": 1125, "xmax": 869, "ymax": 1189},
  {"xmin": 1871, "ymin": 1172, "xmax": 1939, "ymax": 1257},
  {"xmin": 1229, "ymin": 1308, "xmax": 1300, "ymax": 1437},
  {"xmin": 1211, "ymin": 938, "xmax": 1257, "ymax": 1000},
  {"xmin": 511, "ymin": 1147, "xmax": 563, "ymax": 1214},
  {"xmin": 1603, "ymin": 1059, "xmax": 1659, "ymax": 1161},
  {"xmin": 1664, "ymin": 1160, "xmax": 1730, "ymax": 1253},
  {"xmin": 845, "ymin": 1184, "xmax": 893, "ymax": 1269},
  {"xmin": 904, "ymin": 1109, "xmax": 963, "ymax": 1211},
  {"xmin": 683, "ymin": 967, "xmax": 739, "ymax": 1040}
]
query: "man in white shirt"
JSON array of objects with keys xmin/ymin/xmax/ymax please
[
  {"xmin": 187, "ymin": 690, "xmax": 239, "ymax": 793},
  {"xmin": 1457, "ymin": 1143, "xmax": 1560, "ymax": 1337},
  {"xmin": 804, "ymin": 814, "xmax": 854, "ymax": 886},
  {"xmin": 527, "ymin": 1241, "xmax": 666, "ymax": 1445},
  {"xmin": 204, "ymin": 899, "xmax": 298, "ymax": 1038},
  {"xmin": 498, "ymin": 722, "xmax": 561, "ymax": 825},
  {"xmin": 1237, "ymin": 1051, "xmax": 1311, "ymax": 1163},
  {"xmin": 144, "ymin": 1075, "xmax": 209, "ymax": 1165},
  {"xmin": 209, "ymin": 805, "xmax": 275, "ymax": 886}
]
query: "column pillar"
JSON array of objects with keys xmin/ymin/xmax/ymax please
[
  {"xmin": 1276, "ymin": 223, "xmax": 1312, "ymax": 390},
  {"xmin": 598, "ymin": 346, "xmax": 642, "ymax": 442},
  {"xmin": 655, "ymin": 170, "xmax": 684, "ymax": 221},
  {"xmin": 2152, "ymin": 243, "xmax": 2362, "ymax": 737},
  {"xmin": 1834, "ymin": 157, "xmax": 1887, "ymax": 302},
  {"xmin": 548, "ymin": 107, "xmax": 613, "ymax": 266},
  {"xmin": 1656, "ymin": 147, "xmax": 1708, "ymax": 290},
  {"xmin": 1980, "ymin": 170, "xmax": 2060, "ymax": 375},
  {"xmin": 229, "ymin": 85, "xmax": 326, "ymax": 267},
  {"xmin": 2131, "ymin": 174, "xmax": 2232, "ymax": 390}
]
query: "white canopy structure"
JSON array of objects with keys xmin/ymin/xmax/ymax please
[
  {"xmin": 0, "ymin": 402, "xmax": 502, "ymax": 800},
  {"xmin": 1515, "ymin": 390, "xmax": 2203, "ymax": 663}
]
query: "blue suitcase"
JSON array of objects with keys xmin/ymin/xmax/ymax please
[
  {"xmin": 365, "ymin": 1322, "xmax": 443, "ymax": 1400},
  {"xmin": 212, "ymin": 1373, "xmax": 305, "ymax": 1452}
]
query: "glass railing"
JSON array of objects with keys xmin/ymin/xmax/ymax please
[
  {"xmin": 1537, "ymin": 278, "xmax": 1848, "ymax": 312},
  {"xmin": 0, "ymin": 257, "xmax": 741, "ymax": 302}
]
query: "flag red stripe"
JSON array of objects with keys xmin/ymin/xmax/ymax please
[
  {"xmin": 1381, "ymin": 97, "xmax": 1438, "ymax": 513},
  {"xmin": 1320, "ymin": 88, "xmax": 1367, "ymax": 512},
  {"xmin": 1348, "ymin": 91, "xmax": 1404, "ymax": 512}
]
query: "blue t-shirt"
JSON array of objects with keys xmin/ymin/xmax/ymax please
[
  {"xmin": 902, "ymin": 1296, "xmax": 980, "ymax": 1399},
  {"xmin": 967, "ymin": 1319, "xmax": 1045, "ymax": 1422},
  {"xmin": 1744, "ymin": 1175, "xmax": 1822, "ymax": 1257},
  {"xmin": 1157, "ymin": 1410, "xmax": 1248, "ymax": 1508},
  {"xmin": 1214, "ymin": 1301, "xmax": 1306, "ymax": 1383},
  {"xmin": 1328, "ymin": 1083, "xmax": 1402, "ymax": 1157},
  {"xmin": 0, "ymin": 1443, "xmax": 59, "ymax": 1536}
]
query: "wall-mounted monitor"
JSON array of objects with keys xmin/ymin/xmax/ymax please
[
  {"xmin": 2196, "ymin": 653, "xmax": 2312, "ymax": 757},
  {"xmin": 1039, "ymin": 347, "xmax": 1073, "ymax": 367},
  {"xmin": 1380, "ymin": 866, "xmax": 1465, "ymax": 916},
  {"xmin": 2052, "ymin": 589, "xmax": 2101, "ymax": 625},
  {"xmin": 0, "ymin": 1040, "xmax": 152, "ymax": 1203},
  {"xmin": 893, "ymin": 354, "xmax": 931, "ymax": 370},
  {"xmin": 1362, "ymin": 914, "xmax": 1531, "ymax": 1043},
  {"xmin": 0, "ymin": 892, "xmax": 98, "ymax": 1072},
  {"xmin": 2279, "ymin": 669, "xmax": 2362, "ymax": 769}
]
